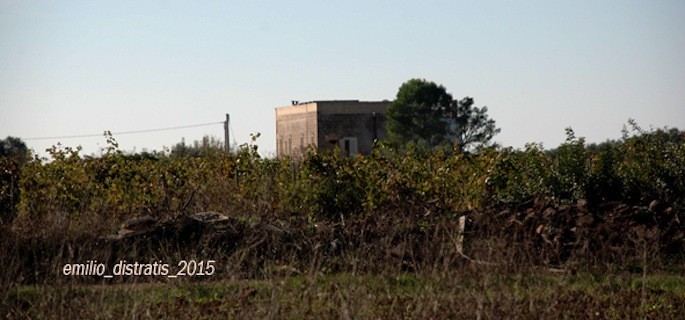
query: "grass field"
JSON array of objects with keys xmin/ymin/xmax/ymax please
[{"xmin": 5, "ymin": 271, "xmax": 685, "ymax": 319}]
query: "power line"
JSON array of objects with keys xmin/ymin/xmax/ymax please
[{"xmin": 24, "ymin": 121, "xmax": 224, "ymax": 141}]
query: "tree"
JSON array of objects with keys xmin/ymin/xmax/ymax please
[
  {"xmin": 0, "ymin": 136, "xmax": 28, "ymax": 222},
  {"xmin": 0, "ymin": 136, "xmax": 29, "ymax": 163},
  {"xmin": 170, "ymin": 135, "xmax": 224, "ymax": 157},
  {"xmin": 386, "ymin": 78, "xmax": 501, "ymax": 152},
  {"xmin": 449, "ymin": 97, "xmax": 501, "ymax": 152},
  {"xmin": 386, "ymin": 79, "xmax": 453, "ymax": 147}
]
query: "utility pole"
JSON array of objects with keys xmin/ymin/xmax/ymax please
[
  {"xmin": 224, "ymin": 114, "xmax": 230, "ymax": 153},
  {"xmin": 372, "ymin": 112, "xmax": 378, "ymax": 142}
]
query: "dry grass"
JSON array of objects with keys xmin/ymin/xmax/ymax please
[{"xmin": 4, "ymin": 271, "xmax": 684, "ymax": 319}]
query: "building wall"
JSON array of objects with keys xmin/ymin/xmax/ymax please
[
  {"xmin": 316, "ymin": 101, "xmax": 389, "ymax": 155},
  {"xmin": 275, "ymin": 102, "xmax": 317, "ymax": 157},
  {"xmin": 275, "ymin": 100, "xmax": 390, "ymax": 157}
]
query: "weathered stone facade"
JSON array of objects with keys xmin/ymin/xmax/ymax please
[{"xmin": 275, "ymin": 100, "xmax": 390, "ymax": 157}]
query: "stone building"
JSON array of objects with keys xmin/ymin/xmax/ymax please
[{"xmin": 275, "ymin": 100, "xmax": 391, "ymax": 157}]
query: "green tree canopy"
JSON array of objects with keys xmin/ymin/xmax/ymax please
[
  {"xmin": 0, "ymin": 136, "xmax": 29, "ymax": 165},
  {"xmin": 386, "ymin": 79, "xmax": 453, "ymax": 147},
  {"xmin": 386, "ymin": 78, "xmax": 500, "ymax": 152},
  {"xmin": 450, "ymin": 97, "xmax": 501, "ymax": 152}
]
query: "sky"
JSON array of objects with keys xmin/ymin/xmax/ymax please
[{"xmin": 1, "ymin": 0, "xmax": 684, "ymax": 158}]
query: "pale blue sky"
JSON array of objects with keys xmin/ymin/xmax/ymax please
[{"xmin": 2, "ymin": 1, "xmax": 684, "ymax": 157}]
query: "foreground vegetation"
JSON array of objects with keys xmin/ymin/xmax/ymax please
[
  {"xmin": 1, "ymin": 122, "xmax": 684, "ymax": 318},
  {"xmin": 5, "ymin": 272, "xmax": 685, "ymax": 319}
]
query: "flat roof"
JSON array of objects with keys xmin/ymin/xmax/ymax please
[{"xmin": 276, "ymin": 100, "xmax": 391, "ymax": 116}]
